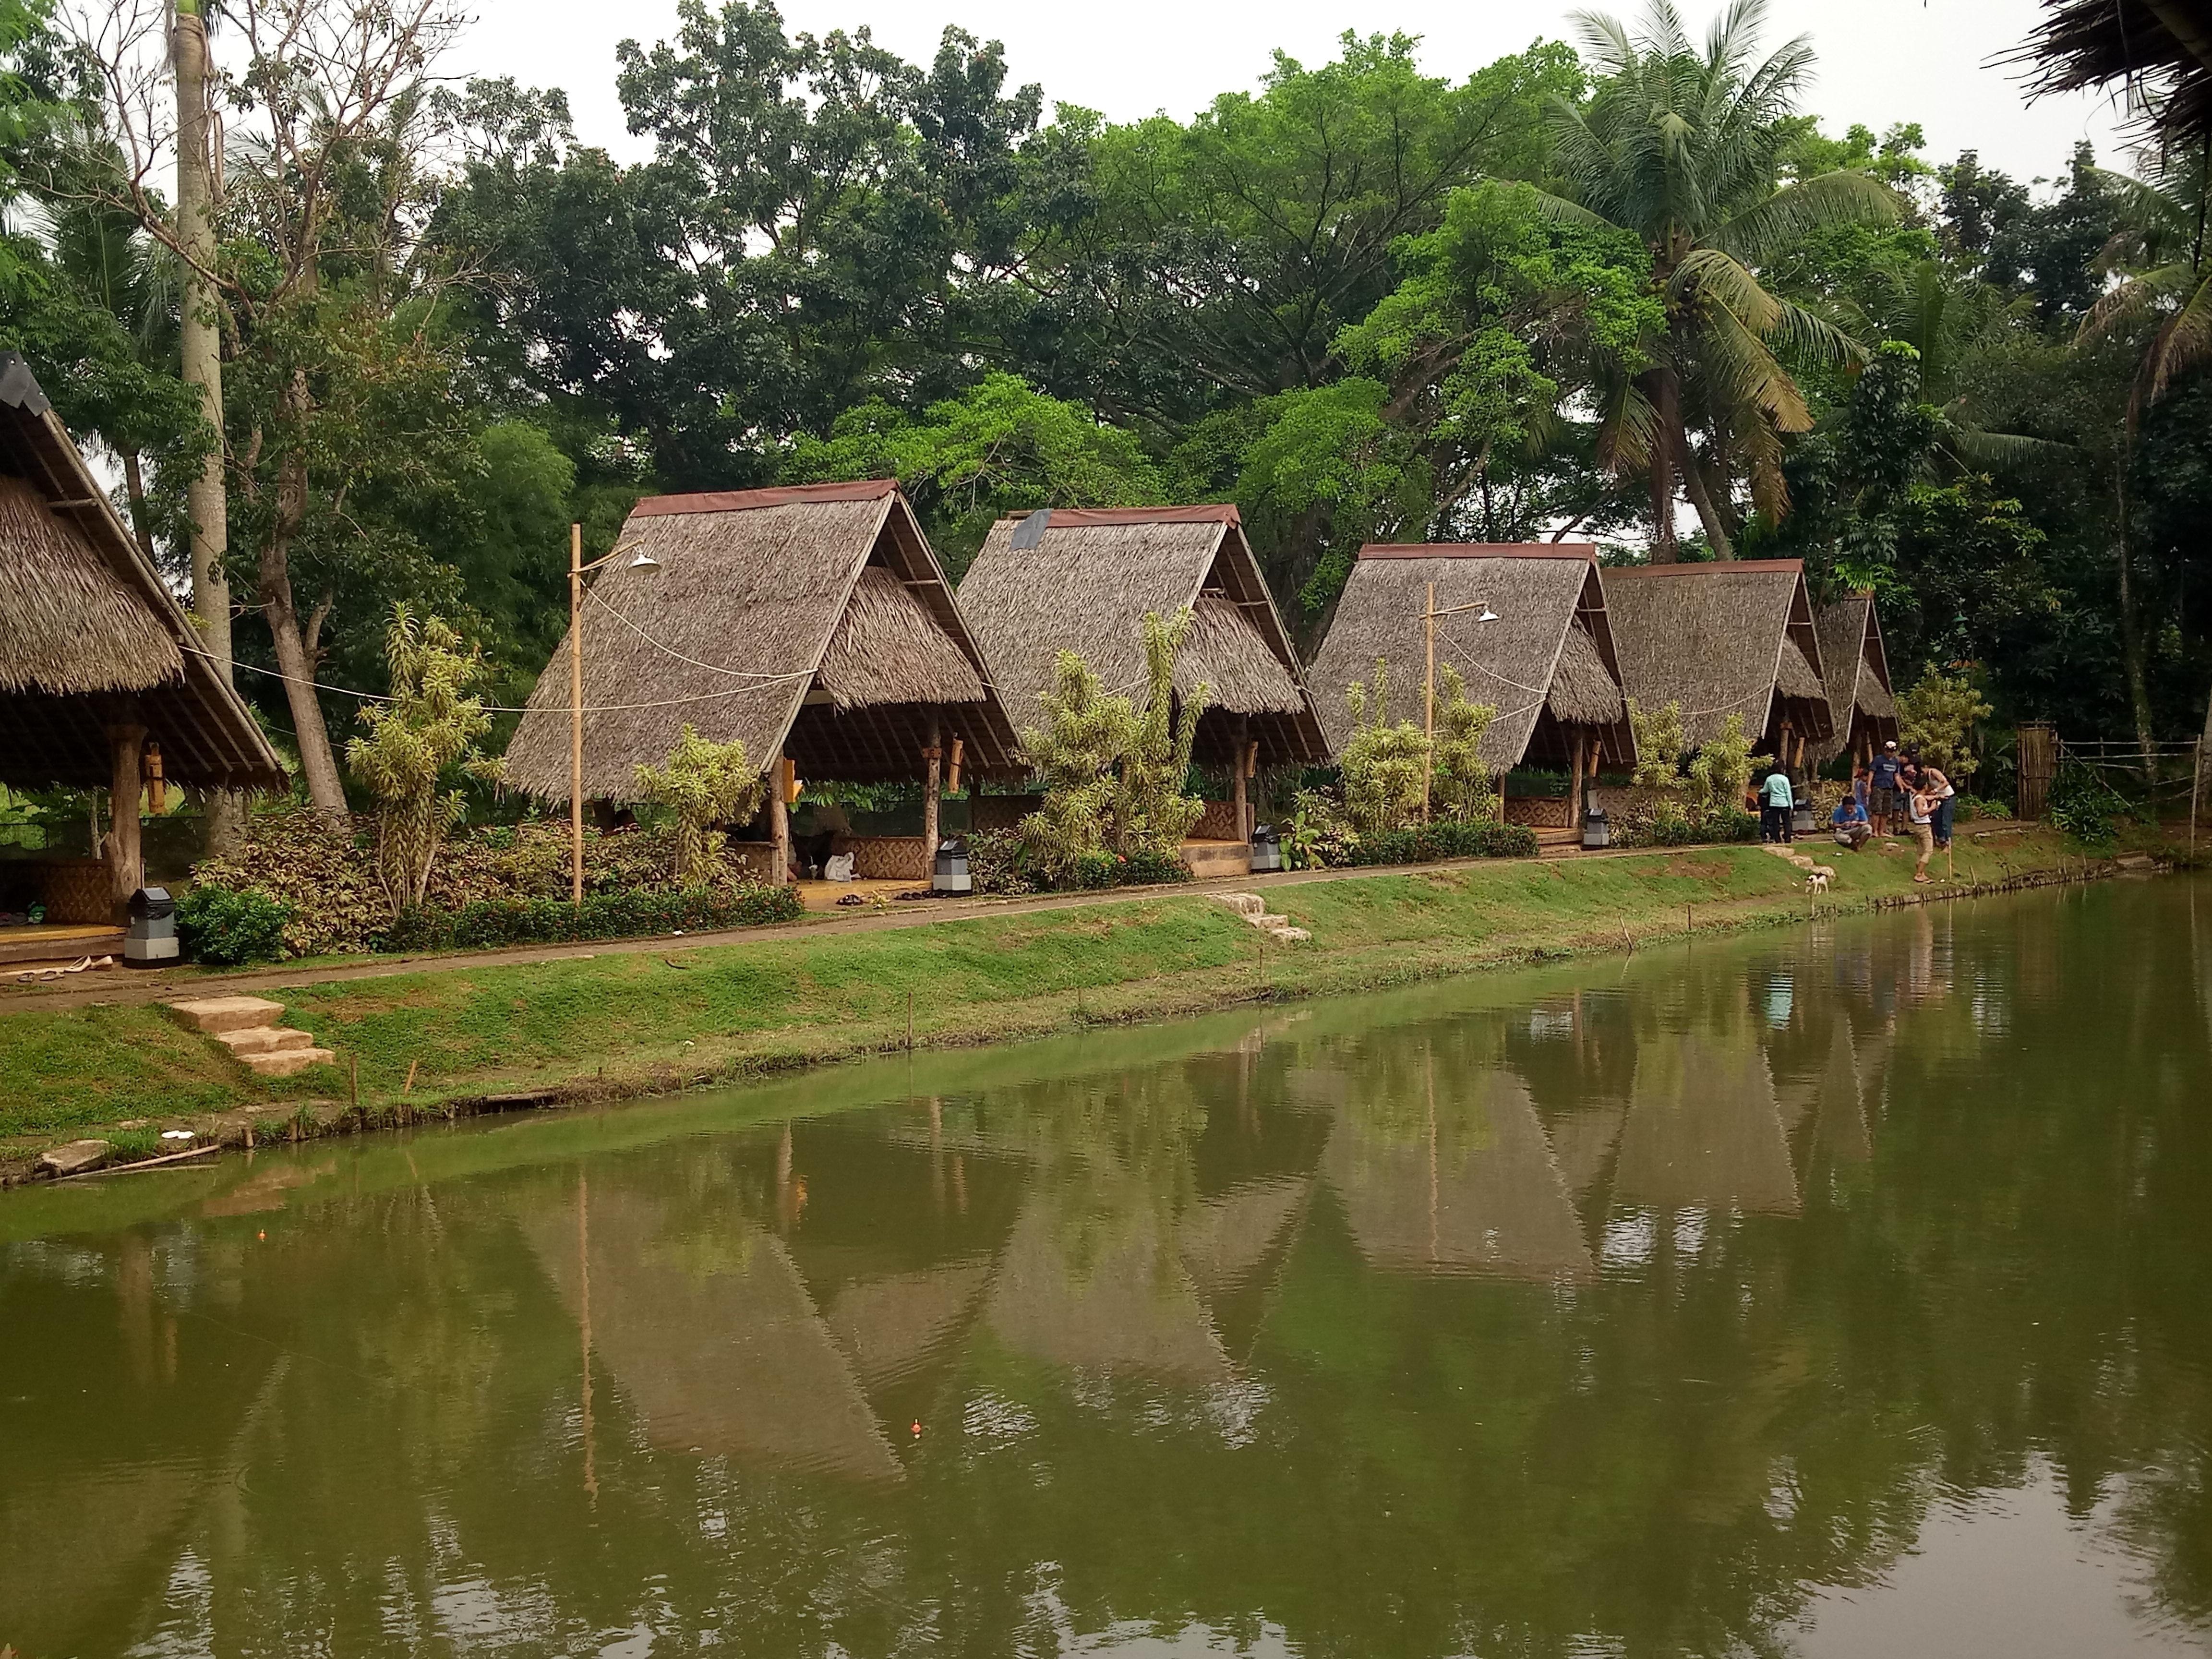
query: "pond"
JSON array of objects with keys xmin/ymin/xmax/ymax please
[{"xmin": 3, "ymin": 877, "xmax": 2209, "ymax": 1658}]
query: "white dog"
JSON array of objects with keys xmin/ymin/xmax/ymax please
[{"xmin": 1806, "ymin": 870, "xmax": 1831, "ymax": 894}]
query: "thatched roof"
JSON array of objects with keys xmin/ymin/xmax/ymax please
[
  {"xmin": 958, "ymin": 505, "xmax": 1329, "ymax": 769},
  {"xmin": 1813, "ymin": 596, "xmax": 1899, "ymax": 761},
  {"xmin": 1306, "ymin": 544, "xmax": 1635, "ymax": 772},
  {"xmin": 1602, "ymin": 560, "xmax": 1834, "ymax": 752},
  {"xmin": 0, "ymin": 355, "xmax": 284, "ymax": 792},
  {"xmin": 2017, "ymin": 0, "xmax": 2212, "ymax": 145},
  {"xmin": 505, "ymin": 480, "xmax": 1021, "ymax": 801}
]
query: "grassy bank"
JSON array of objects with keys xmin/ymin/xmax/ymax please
[{"xmin": 0, "ymin": 826, "xmax": 2150, "ymax": 1170}]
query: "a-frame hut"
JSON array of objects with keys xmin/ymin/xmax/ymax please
[
  {"xmin": 1305, "ymin": 544, "xmax": 1635, "ymax": 825},
  {"xmin": 958, "ymin": 505, "xmax": 1330, "ymax": 865},
  {"xmin": 505, "ymin": 480, "xmax": 1020, "ymax": 883},
  {"xmin": 1813, "ymin": 595, "xmax": 1899, "ymax": 763},
  {"xmin": 0, "ymin": 355, "xmax": 284, "ymax": 947},
  {"xmin": 1602, "ymin": 559, "xmax": 1834, "ymax": 769}
]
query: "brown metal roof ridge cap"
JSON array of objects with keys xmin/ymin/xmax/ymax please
[
  {"xmin": 1603, "ymin": 558, "xmax": 1805, "ymax": 577},
  {"xmin": 1356, "ymin": 542, "xmax": 1599, "ymax": 560},
  {"xmin": 630, "ymin": 480, "xmax": 901, "ymax": 516},
  {"xmin": 990, "ymin": 504, "xmax": 1241, "ymax": 528}
]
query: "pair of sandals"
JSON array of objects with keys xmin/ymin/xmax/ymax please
[{"xmin": 14, "ymin": 953, "xmax": 115, "ymax": 983}]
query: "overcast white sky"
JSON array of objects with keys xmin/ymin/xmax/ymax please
[{"xmin": 457, "ymin": 0, "xmax": 2128, "ymax": 186}]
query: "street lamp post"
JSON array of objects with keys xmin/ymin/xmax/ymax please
[
  {"xmin": 570, "ymin": 522, "xmax": 661, "ymax": 908},
  {"xmin": 1421, "ymin": 580, "xmax": 1499, "ymax": 818}
]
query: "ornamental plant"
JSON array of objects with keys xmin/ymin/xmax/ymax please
[
  {"xmin": 345, "ymin": 606, "xmax": 503, "ymax": 916},
  {"xmin": 1109, "ymin": 609, "xmax": 1209, "ymax": 855},
  {"xmin": 1898, "ymin": 669, "xmax": 1994, "ymax": 779},
  {"xmin": 1341, "ymin": 659, "xmax": 1431, "ymax": 835},
  {"xmin": 634, "ymin": 726, "xmax": 770, "ymax": 889},
  {"xmin": 1429, "ymin": 663, "xmax": 1500, "ymax": 823},
  {"xmin": 1626, "ymin": 697, "xmax": 1689, "ymax": 833},
  {"xmin": 1019, "ymin": 648, "xmax": 1133, "ymax": 881},
  {"xmin": 1685, "ymin": 713, "xmax": 1758, "ymax": 827}
]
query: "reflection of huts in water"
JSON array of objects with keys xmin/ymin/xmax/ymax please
[
  {"xmin": 1612, "ymin": 1034, "xmax": 1800, "ymax": 1215},
  {"xmin": 1603, "ymin": 560, "xmax": 1834, "ymax": 768},
  {"xmin": 984, "ymin": 1183, "xmax": 1231, "ymax": 1384},
  {"xmin": 1808, "ymin": 1023, "xmax": 1872, "ymax": 1166},
  {"xmin": 504, "ymin": 480, "xmax": 1020, "ymax": 884},
  {"xmin": 1544, "ymin": 1104, "xmax": 1627, "ymax": 1199},
  {"xmin": 824, "ymin": 1262, "xmax": 993, "ymax": 1395},
  {"xmin": 1812, "ymin": 595, "xmax": 1899, "ymax": 763},
  {"xmin": 528, "ymin": 1184, "xmax": 902, "ymax": 1480},
  {"xmin": 0, "ymin": 355, "xmax": 285, "ymax": 936},
  {"xmin": 1306, "ymin": 545, "xmax": 1635, "ymax": 824},
  {"xmin": 959, "ymin": 505, "xmax": 1330, "ymax": 864},
  {"xmin": 1174, "ymin": 1177, "xmax": 1310, "ymax": 1298},
  {"xmin": 1322, "ymin": 1070, "xmax": 1594, "ymax": 1280}
]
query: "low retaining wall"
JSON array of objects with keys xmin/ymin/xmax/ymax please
[
  {"xmin": 1503, "ymin": 795, "xmax": 1572, "ymax": 830},
  {"xmin": 846, "ymin": 835, "xmax": 930, "ymax": 881}
]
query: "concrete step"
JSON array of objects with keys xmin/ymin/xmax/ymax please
[
  {"xmin": 1211, "ymin": 892, "xmax": 1266, "ymax": 918},
  {"xmin": 167, "ymin": 995, "xmax": 286, "ymax": 1035},
  {"xmin": 240, "ymin": 1046, "xmax": 337, "ymax": 1079},
  {"xmin": 216, "ymin": 1025, "xmax": 314, "ymax": 1057},
  {"xmin": 1264, "ymin": 925, "xmax": 1311, "ymax": 944}
]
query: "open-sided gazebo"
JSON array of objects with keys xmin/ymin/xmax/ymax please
[
  {"xmin": 1813, "ymin": 595, "xmax": 1900, "ymax": 764},
  {"xmin": 1602, "ymin": 560, "xmax": 1834, "ymax": 769},
  {"xmin": 504, "ymin": 480, "xmax": 1020, "ymax": 883},
  {"xmin": 0, "ymin": 354, "xmax": 284, "ymax": 946},
  {"xmin": 958, "ymin": 505, "xmax": 1330, "ymax": 858},
  {"xmin": 1306, "ymin": 544, "xmax": 1635, "ymax": 825}
]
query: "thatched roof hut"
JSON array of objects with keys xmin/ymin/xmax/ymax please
[
  {"xmin": 957, "ymin": 505, "xmax": 1329, "ymax": 769},
  {"xmin": 1602, "ymin": 560, "xmax": 1834, "ymax": 759},
  {"xmin": 0, "ymin": 355, "xmax": 283, "ymax": 795},
  {"xmin": 505, "ymin": 481, "xmax": 1020, "ymax": 803},
  {"xmin": 1306, "ymin": 544, "xmax": 1635, "ymax": 776},
  {"xmin": 1813, "ymin": 596, "xmax": 1899, "ymax": 762}
]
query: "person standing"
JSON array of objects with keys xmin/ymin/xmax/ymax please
[
  {"xmin": 1906, "ymin": 782, "xmax": 1937, "ymax": 883},
  {"xmin": 1920, "ymin": 761, "xmax": 1957, "ymax": 850},
  {"xmin": 1761, "ymin": 764, "xmax": 1795, "ymax": 843},
  {"xmin": 1868, "ymin": 740, "xmax": 1903, "ymax": 835}
]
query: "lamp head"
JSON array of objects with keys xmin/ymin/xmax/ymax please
[
  {"xmin": 628, "ymin": 549, "xmax": 661, "ymax": 572},
  {"xmin": 1476, "ymin": 603, "xmax": 1499, "ymax": 624}
]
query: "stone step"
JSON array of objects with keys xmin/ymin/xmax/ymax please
[
  {"xmin": 240, "ymin": 1046, "xmax": 337, "ymax": 1079},
  {"xmin": 216, "ymin": 1025, "xmax": 314, "ymax": 1057},
  {"xmin": 1211, "ymin": 892, "xmax": 1266, "ymax": 918},
  {"xmin": 1264, "ymin": 925, "xmax": 1311, "ymax": 944},
  {"xmin": 167, "ymin": 995, "xmax": 286, "ymax": 1035}
]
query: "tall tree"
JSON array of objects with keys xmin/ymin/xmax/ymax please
[
  {"xmin": 167, "ymin": 0, "xmax": 228, "ymax": 679},
  {"xmin": 1539, "ymin": 0, "xmax": 1897, "ymax": 559}
]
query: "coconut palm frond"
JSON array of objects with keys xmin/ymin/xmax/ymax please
[
  {"xmin": 1673, "ymin": 246, "xmax": 1782, "ymax": 332},
  {"xmin": 1700, "ymin": 299, "xmax": 1812, "ymax": 432},
  {"xmin": 2147, "ymin": 270, "xmax": 2212, "ymax": 401},
  {"xmin": 1941, "ymin": 418, "xmax": 2075, "ymax": 469},
  {"xmin": 1736, "ymin": 408, "xmax": 1789, "ymax": 520},
  {"xmin": 1524, "ymin": 180, "xmax": 1622, "ymax": 232},
  {"xmin": 2076, "ymin": 264, "xmax": 2189, "ymax": 343},
  {"xmin": 1706, "ymin": 169, "xmax": 1901, "ymax": 265},
  {"xmin": 1769, "ymin": 297, "xmax": 1868, "ymax": 367},
  {"xmin": 1596, "ymin": 374, "xmax": 1659, "ymax": 473},
  {"xmin": 1570, "ymin": 8, "xmax": 1644, "ymax": 75}
]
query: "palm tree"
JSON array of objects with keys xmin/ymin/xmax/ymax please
[{"xmin": 1538, "ymin": 0, "xmax": 1899, "ymax": 559}]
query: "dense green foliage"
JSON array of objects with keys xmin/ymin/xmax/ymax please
[
  {"xmin": 174, "ymin": 884, "xmax": 292, "ymax": 966},
  {"xmin": 0, "ymin": 0, "xmax": 2207, "ymax": 815},
  {"xmin": 382, "ymin": 884, "xmax": 802, "ymax": 952}
]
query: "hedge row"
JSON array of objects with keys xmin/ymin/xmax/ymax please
[
  {"xmin": 1330, "ymin": 820, "xmax": 1539, "ymax": 866},
  {"xmin": 382, "ymin": 885, "xmax": 804, "ymax": 953}
]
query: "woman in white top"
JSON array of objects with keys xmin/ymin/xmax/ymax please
[{"xmin": 1906, "ymin": 786, "xmax": 1937, "ymax": 883}]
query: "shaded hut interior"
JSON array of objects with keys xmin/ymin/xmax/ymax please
[
  {"xmin": 0, "ymin": 354, "xmax": 284, "ymax": 950},
  {"xmin": 505, "ymin": 480, "xmax": 1020, "ymax": 884},
  {"xmin": 959, "ymin": 505, "xmax": 1330, "ymax": 859},
  {"xmin": 1813, "ymin": 596, "xmax": 1900, "ymax": 763},
  {"xmin": 1602, "ymin": 560, "xmax": 1835, "ymax": 769},
  {"xmin": 1305, "ymin": 544, "xmax": 1636, "ymax": 823}
]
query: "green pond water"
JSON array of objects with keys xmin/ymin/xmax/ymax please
[{"xmin": 3, "ymin": 877, "xmax": 2210, "ymax": 1658}]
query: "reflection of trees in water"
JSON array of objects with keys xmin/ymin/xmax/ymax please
[{"xmin": 8, "ymin": 884, "xmax": 2211, "ymax": 1654}]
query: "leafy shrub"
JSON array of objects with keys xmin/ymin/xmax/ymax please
[
  {"xmin": 1898, "ymin": 669, "xmax": 1994, "ymax": 780},
  {"xmin": 633, "ymin": 725, "xmax": 769, "ymax": 888},
  {"xmin": 1333, "ymin": 820, "xmax": 1537, "ymax": 866},
  {"xmin": 382, "ymin": 883, "xmax": 802, "ymax": 952},
  {"xmin": 1340, "ymin": 660, "xmax": 1430, "ymax": 834},
  {"xmin": 2048, "ymin": 760, "xmax": 2128, "ymax": 846},
  {"xmin": 964, "ymin": 828, "xmax": 1039, "ymax": 896},
  {"xmin": 192, "ymin": 811, "xmax": 386, "ymax": 957},
  {"xmin": 176, "ymin": 885, "xmax": 292, "ymax": 966},
  {"xmin": 1068, "ymin": 846, "xmax": 1194, "ymax": 889}
]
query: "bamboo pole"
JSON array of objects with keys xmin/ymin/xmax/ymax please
[
  {"xmin": 922, "ymin": 714, "xmax": 942, "ymax": 861},
  {"xmin": 1423, "ymin": 582, "xmax": 1436, "ymax": 820},
  {"xmin": 570, "ymin": 522, "xmax": 585, "ymax": 909}
]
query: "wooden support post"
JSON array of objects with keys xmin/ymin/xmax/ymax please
[
  {"xmin": 922, "ymin": 715, "xmax": 942, "ymax": 861},
  {"xmin": 1232, "ymin": 715, "xmax": 1250, "ymax": 842},
  {"xmin": 105, "ymin": 722, "xmax": 146, "ymax": 917},
  {"xmin": 769, "ymin": 752, "xmax": 791, "ymax": 885},
  {"xmin": 569, "ymin": 522, "xmax": 586, "ymax": 909},
  {"xmin": 1423, "ymin": 582, "xmax": 1437, "ymax": 820},
  {"xmin": 1569, "ymin": 730, "xmax": 1587, "ymax": 829}
]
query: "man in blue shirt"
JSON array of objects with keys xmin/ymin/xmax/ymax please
[
  {"xmin": 1867, "ymin": 740, "xmax": 1904, "ymax": 835},
  {"xmin": 1760, "ymin": 766, "xmax": 1795, "ymax": 843},
  {"xmin": 1830, "ymin": 793, "xmax": 1871, "ymax": 851}
]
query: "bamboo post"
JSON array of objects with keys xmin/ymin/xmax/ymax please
[
  {"xmin": 105, "ymin": 722, "xmax": 146, "ymax": 916},
  {"xmin": 2192, "ymin": 735, "xmax": 2203, "ymax": 859},
  {"xmin": 1233, "ymin": 714, "xmax": 1250, "ymax": 842},
  {"xmin": 769, "ymin": 752, "xmax": 791, "ymax": 885},
  {"xmin": 569, "ymin": 522, "xmax": 585, "ymax": 909},
  {"xmin": 922, "ymin": 714, "xmax": 942, "ymax": 862},
  {"xmin": 1569, "ymin": 730, "xmax": 1587, "ymax": 832},
  {"xmin": 1423, "ymin": 582, "xmax": 1437, "ymax": 820}
]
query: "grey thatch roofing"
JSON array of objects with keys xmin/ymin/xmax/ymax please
[
  {"xmin": 505, "ymin": 481, "xmax": 1021, "ymax": 801},
  {"xmin": 958, "ymin": 505, "xmax": 1329, "ymax": 769},
  {"xmin": 0, "ymin": 354, "xmax": 285, "ymax": 793},
  {"xmin": 1602, "ymin": 560, "xmax": 1835, "ymax": 752},
  {"xmin": 1813, "ymin": 597, "xmax": 1900, "ymax": 761},
  {"xmin": 1306, "ymin": 545, "xmax": 1635, "ymax": 772}
]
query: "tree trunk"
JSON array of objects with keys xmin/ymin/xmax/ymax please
[
  {"xmin": 1645, "ymin": 367, "xmax": 1681, "ymax": 563},
  {"xmin": 262, "ymin": 408, "xmax": 348, "ymax": 817},
  {"xmin": 1678, "ymin": 429, "xmax": 1736, "ymax": 559},
  {"xmin": 168, "ymin": 4, "xmax": 231, "ymax": 678},
  {"xmin": 2114, "ymin": 467, "xmax": 2160, "ymax": 784}
]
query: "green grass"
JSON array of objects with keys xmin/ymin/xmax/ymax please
[{"xmin": 0, "ymin": 828, "xmax": 2104, "ymax": 1147}]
